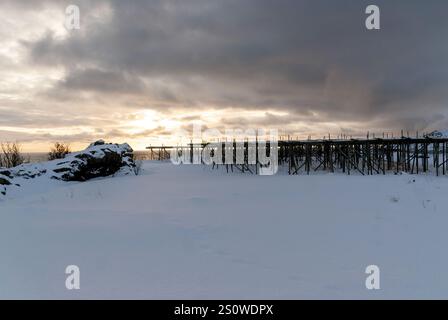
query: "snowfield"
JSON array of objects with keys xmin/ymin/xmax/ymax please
[{"xmin": 1, "ymin": 161, "xmax": 448, "ymax": 299}]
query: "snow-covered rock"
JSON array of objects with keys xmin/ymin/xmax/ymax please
[
  {"xmin": 0, "ymin": 173, "xmax": 11, "ymax": 196},
  {"xmin": 0, "ymin": 174, "xmax": 12, "ymax": 186},
  {"xmin": 0, "ymin": 141, "xmax": 135, "ymax": 197},
  {"xmin": 50, "ymin": 141, "xmax": 135, "ymax": 181},
  {"xmin": 425, "ymin": 130, "xmax": 448, "ymax": 138}
]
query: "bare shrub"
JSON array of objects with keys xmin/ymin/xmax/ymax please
[
  {"xmin": 48, "ymin": 142, "xmax": 71, "ymax": 160},
  {"xmin": 0, "ymin": 142, "xmax": 25, "ymax": 168}
]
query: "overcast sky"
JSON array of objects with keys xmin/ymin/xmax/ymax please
[{"xmin": 1, "ymin": 0, "xmax": 448, "ymax": 151}]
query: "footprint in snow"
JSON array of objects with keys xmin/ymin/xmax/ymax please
[{"xmin": 390, "ymin": 196, "xmax": 400, "ymax": 203}]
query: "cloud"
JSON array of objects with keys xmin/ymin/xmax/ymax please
[
  {"xmin": 58, "ymin": 68, "xmax": 146, "ymax": 93},
  {"xmin": 0, "ymin": 105, "xmax": 115, "ymax": 128},
  {"xmin": 0, "ymin": 129, "xmax": 97, "ymax": 143},
  {"xmin": 2, "ymin": 0, "xmax": 448, "ymax": 150}
]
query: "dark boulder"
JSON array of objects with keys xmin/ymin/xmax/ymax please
[
  {"xmin": 0, "ymin": 174, "xmax": 12, "ymax": 186},
  {"xmin": 51, "ymin": 141, "xmax": 136, "ymax": 181}
]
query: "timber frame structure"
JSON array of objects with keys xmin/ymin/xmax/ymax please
[{"xmin": 147, "ymin": 137, "xmax": 448, "ymax": 176}]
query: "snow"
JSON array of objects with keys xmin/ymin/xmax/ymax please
[{"xmin": 1, "ymin": 161, "xmax": 448, "ymax": 299}]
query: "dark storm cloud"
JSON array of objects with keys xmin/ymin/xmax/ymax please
[
  {"xmin": 220, "ymin": 111, "xmax": 317, "ymax": 128},
  {"xmin": 59, "ymin": 68, "xmax": 146, "ymax": 93},
  {"xmin": 23, "ymin": 0, "xmax": 448, "ymax": 131}
]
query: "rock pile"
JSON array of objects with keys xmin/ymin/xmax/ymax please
[{"xmin": 0, "ymin": 140, "xmax": 136, "ymax": 197}]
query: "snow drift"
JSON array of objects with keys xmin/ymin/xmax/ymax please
[{"xmin": 2, "ymin": 161, "xmax": 448, "ymax": 299}]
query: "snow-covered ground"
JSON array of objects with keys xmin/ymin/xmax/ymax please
[{"xmin": 1, "ymin": 161, "xmax": 448, "ymax": 299}]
